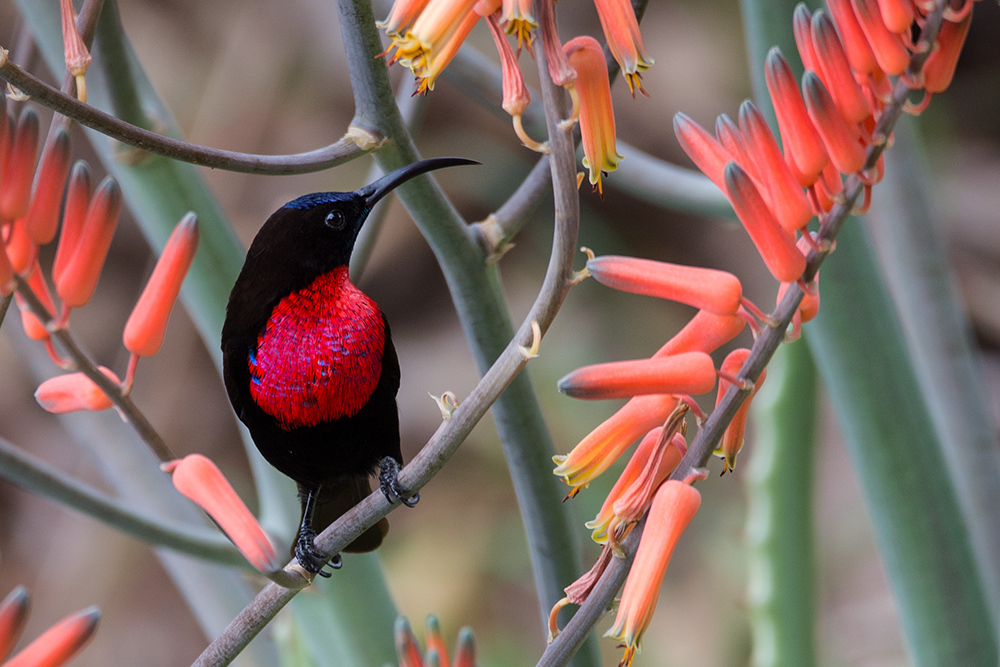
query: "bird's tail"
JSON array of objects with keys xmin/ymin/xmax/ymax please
[{"xmin": 296, "ymin": 476, "xmax": 389, "ymax": 554}]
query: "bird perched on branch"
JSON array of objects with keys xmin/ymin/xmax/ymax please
[{"xmin": 222, "ymin": 157, "xmax": 477, "ymax": 575}]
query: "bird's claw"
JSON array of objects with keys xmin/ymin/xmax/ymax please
[
  {"xmin": 379, "ymin": 457, "xmax": 419, "ymax": 507},
  {"xmin": 295, "ymin": 529, "xmax": 341, "ymax": 577}
]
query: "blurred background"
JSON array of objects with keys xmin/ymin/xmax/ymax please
[{"xmin": 0, "ymin": 0, "xmax": 998, "ymax": 665}]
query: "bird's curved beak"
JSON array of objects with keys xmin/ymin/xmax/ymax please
[{"xmin": 358, "ymin": 157, "xmax": 480, "ymax": 208}]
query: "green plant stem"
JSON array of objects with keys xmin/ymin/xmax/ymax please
[
  {"xmin": 339, "ymin": 0, "xmax": 595, "ymax": 657},
  {"xmin": 0, "ymin": 435, "xmax": 247, "ymax": 567},
  {"xmin": 745, "ymin": 339, "xmax": 818, "ymax": 667},
  {"xmin": 95, "ymin": 0, "xmax": 153, "ymax": 130},
  {"xmin": 867, "ymin": 116, "xmax": 1000, "ymax": 624}
]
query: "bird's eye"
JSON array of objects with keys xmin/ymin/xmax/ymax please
[{"xmin": 325, "ymin": 210, "xmax": 346, "ymax": 229}]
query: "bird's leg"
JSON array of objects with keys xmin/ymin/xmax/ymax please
[
  {"xmin": 379, "ymin": 457, "xmax": 419, "ymax": 507},
  {"xmin": 295, "ymin": 485, "xmax": 342, "ymax": 577}
]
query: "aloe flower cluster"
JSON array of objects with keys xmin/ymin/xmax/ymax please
[
  {"xmin": 547, "ymin": 0, "xmax": 978, "ymax": 664},
  {"xmin": 379, "ymin": 0, "xmax": 652, "ymax": 194},
  {"xmin": 0, "ymin": 586, "xmax": 100, "ymax": 667}
]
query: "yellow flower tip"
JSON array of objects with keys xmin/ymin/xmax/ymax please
[
  {"xmin": 500, "ymin": 0, "xmax": 536, "ymax": 53},
  {"xmin": 34, "ymin": 367, "xmax": 120, "ymax": 414},
  {"xmin": 166, "ymin": 454, "xmax": 281, "ymax": 574},
  {"xmin": 2, "ymin": 605, "xmax": 100, "ymax": 667},
  {"xmin": 123, "ymin": 213, "xmax": 200, "ymax": 358}
]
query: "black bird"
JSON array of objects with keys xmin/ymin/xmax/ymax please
[{"xmin": 222, "ymin": 157, "xmax": 477, "ymax": 575}]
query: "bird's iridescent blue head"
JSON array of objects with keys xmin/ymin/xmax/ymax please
[{"xmin": 258, "ymin": 157, "xmax": 479, "ymax": 273}]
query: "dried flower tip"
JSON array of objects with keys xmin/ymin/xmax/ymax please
[
  {"xmin": 25, "ymin": 129, "xmax": 72, "ymax": 245},
  {"xmin": 606, "ymin": 481, "xmax": 701, "ymax": 665},
  {"xmin": 586, "ymin": 426, "xmax": 665, "ymax": 542},
  {"xmin": 52, "ymin": 160, "xmax": 93, "ymax": 286},
  {"xmin": 673, "ymin": 112, "xmax": 731, "ymax": 191},
  {"xmin": 0, "ymin": 108, "xmax": 40, "ymax": 222},
  {"xmin": 35, "ymin": 367, "xmax": 120, "ymax": 414},
  {"xmin": 876, "ymin": 0, "xmax": 914, "ymax": 34},
  {"xmin": 654, "ymin": 310, "xmax": 747, "ymax": 358},
  {"xmin": 811, "ymin": 11, "xmax": 873, "ymax": 125},
  {"xmin": 553, "ymin": 393, "xmax": 679, "ymax": 490},
  {"xmin": 500, "ymin": 0, "xmax": 536, "ymax": 53},
  {"xmin": 593, "ymin": 0, "xmax": 653, "ymax": 96},
  {"xmin": 826, "ymin": 0, "xmax": 880, "ymax": 76},
  {"xmin": 765, "ymin": 48, "xmax": 828, "ymax": 185},
  {"xmin": 565, "ymin": 37, "xmax": 622, "ymax": 196},
  {"xmin": 0, "ymin": 586, "xmax": 30, "ymax": 662},
  {"xmin": 723, "ymin": 162, "xmax": 807, "ymax": 283},
  {"xmin": 850, "ymin": 0, "xmax": 910, "ymax": 76},
  {"xmin": 60, "ymin": 0, "xmax": 91, "ymax": 102},
  {"xmin": 393, "ymin": 617, "xmax": 425, "ymax": 667},
  {"xmin": 2, "ymin": 606, "xmax": 99, "ymax": 667},
  {"xmin": 55, "ymin": 176, "xmax": 122, "ymax": 308},
  {"xmin": 163, "ymin": 454, "xmax": 281, "ymax": 573},
  {"xmin": 123, "ymin": 213, "xmax": 200, "ymax": 357},
  {"xmin": 378, "ymin": 0, "xmax": 433, "ymax": 37},
  {"xmin": 801, "ymin": 72, "xmax": 867, "ymax": 176},
  {"xmin": 587, "ymin": 254, "xmax": 743, "ymax": 315},
  {"xmin": 565, "ymin": 544, "xmax": 615, "ymax": 605},
  {"xmin": 738, "ymin": 101, "xmax": 814, "ymax": 233},
  {"xmin": 923, "ymin": 8, "xmax": 972, "ymax": 94},
  {"xmin": 539, "ymin": 0, "xmax": 576, "ymax": 87},
  {"xmin": 558, "ymin": 351, "xmax": 717, "ymax": 400},
  {"xmin": 713, "ymin": 349, "xmax": 767, "ymax": 472},
  {"xmin": 487, "ymin": 14, "xmax": 530, "ymax": 118}
]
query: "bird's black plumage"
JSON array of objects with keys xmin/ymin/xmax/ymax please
[{"xmin": 222, "ymin": 158, "xmax": 477, "ymax": 574}]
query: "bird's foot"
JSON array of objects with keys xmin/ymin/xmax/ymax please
[
  {"xmin": 379, "ymin": 457, "xmax": 419, "ymax": 507},
  {"xmin": 295, "ymin": 528, "xmax": 342, "ymax": 578}
]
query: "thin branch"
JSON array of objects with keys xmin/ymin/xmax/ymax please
[
  {"xmin": 535, "ymin": 5, "xmax": 949, "ymax": 666},
  {"xmin": 0, "ymin": 435, "xmax": 248, "ymax": 567},
  {"xmin": 0, "ymin": 56, "xmax": 378, "ymax": 175},
  {"xmin": 0, "ymin": 293, "xmax": 12, "ymax": 330},
  {"xmin": 14, "ymin": 275, "xmax": 174, "ymax": 462}
]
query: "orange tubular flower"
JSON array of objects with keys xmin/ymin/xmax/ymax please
[
  {"xmin": 592, "ymin": 0, "xmax": 654, "ymax": 96},
  {"xmin": 378, "ymin": 0, "xmax": 433, "ymax": 37},
  {"xmin": 765, "ymin": 48, "xmax": 829, "ymax": 186},
  {"xmin": 388, "ymin": 0, "xmax": 479, "ymax": 77},
  {"xmin": 826, "ymin": 0, "xmax": 880, "ymax": 77},
  {"xmin": 123, "ymin": 213, "xmax": 200, "ymax": 358},
  {"xmin": 811, "ymin": 11, "xmax": 872, "ymax": 125},
  {"xmin": 393, "ymin": 616, "xmax": 477, "ymax": 667},
  {"xmin": 716, "ymin": 114, "xmax": 769, "ymax": 197},
  {"xmin": 163, "ymin": 454, "xmax": 281, "ymax": 574},
  {"xmin": 876, "ymin": 0, "xmax": 914, "ymax": 34},
  {"xmin": 850, "ymin": 0, "xmax": 910, "ymax": 76},
  {"xmin": 2, "ymin": 606, "xmax": 100, "ymax": 667},
  {"xmin": 60, "ymin": 0, "xmax": 92, "ymax": 103},
  {"xmin": 52, "ymin": 161, "xmax": 92, "ymax": 286},
  {"xmin": 0, "ymin": 108, "xmax": 40, "ymax": 223},
  {"xmin": 923, "ymin": 9, "xmax": 972, "ymax": 94},
  {"xmin": 713, "ymin": 349, "xmax": 767, "ymax": 472},
  {"xmin": 0, "ymin": 587, "xmax": 30, "ymax": 661},
  {"xmin": 425, "ymin": 616, "xmax": 449, "ymax": 667},
  {"xmin": 565, "ymin": 36, "xmax": 623, "ymax": 196},
  {"xmin": 55, "ymin": 176, "xmax": 122, "ymax": 309},
  {"xmin": 724, "ymin": 163, "xmax": 807, "ymax": 283},
  {"xmin": 34, "ymin": 367, "xmax": 120, "ymax": 414},
  {"xmin": 394, "ymin": 617, "xmax": 425, "ymax": 667},
  {"xmin": 801, "ymin": 72, "xmax": 867, "ymax": 175},
  {"xmin": 606, "ymin": 480, "xmax": 701, "ymax": 667},
  {"xmin": 673, "ymin": 112, "xmax": 732, "ymax": 191},
  {"xmin": 557, "ymin": 351, "xmax": 717, "ymax": 400},
  {"xmin": 553, "ymin": 393, "xmax": 678, "ymax": 493},
  {"xmin": 654, "ymin": 309, "xmax": 747, "ymax": 358},
  {"xmin": 738, "ymin": 101, "xmax": 813, "ymax": 233},
  {"xmin": 587, "ymin": 255, "xmax": 743, "ymax": 315},
  {"xmin": 16, "ymin": 265, "xmax": 57, "ymax": 341},
  {"xmin": 499, "ymin": 0, "xmax": 536, "ymax": 53},
  {"xmin": 414, "ymin": 8, "xmax": 481, "ymax": 94},
  {"xmin": 25, "ymin": 129, "xmax": 72, "ymax": 246},
  {"xmin": 3, "ymin": 219, "xmax": 35, "ymax": 275},
  {"xmin": 793, "ymin": 4, "xmax": 820, "ymax": 74}
]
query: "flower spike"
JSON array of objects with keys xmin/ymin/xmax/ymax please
[
  {"xmin": 0, "ymin": 108, "xmax": 40, "ymax": 223},
  {"xmin": 801, "ymin": 72, "xmax": 867, "ymax": 176},
  {"xmin": 564, "ymin": 37, "xmax": 623, "ymax": 196},
  {"xmin": 25, "ymin": 129, "xmax": 72, "ymax": 245},
  {"xmin": 592, "ymin": 0, "xmax": 654, "ymax": 96},
  {"xmin": 765, "ymin": 48, "xmax": 829, "ymax": 185},
  {"xmin": 587, "ymin": 255, "xmax": 743, "ymax": 315},
  {"xmin": 723, "ymin": 162, "xmax": 807, "ymax": 283},
  {"xmin": 2, "ymin": 606, "xmax": 100, "ymax": 667},
  {"xmin": 673, "ymin": 112, "xmax": 731, "ymax": 191},
  {"xmin": 738, "ymin": 101, "xmax": 814, "ymax": 233},
  {"xmin": 557, "ymin": 351, "xmax": 717, "ymax": 400},
  {"xmin": 52, "ymin": 161, "xmax": 93, "ymax": 286},
  {"xmin": 35, "ymin": 367, "xmax": 121, "ymax": 414},
  {"xmin": 123, "ymin": 213, "xmax": 200, "ymax": 358},
  {"xmin": 811, "ymin": 11, "xmax": 872, "ymax": 125},
  {"xmin": 163, "ymin": 454, "xmax": 281, "ymax": 574},
  {"xmin": 606, "ymin": 480, "xmax": 701, "ymax": 666},
  {"xmin": 55, "ymin": 176, "xmax": 122, "ymax": 309}
]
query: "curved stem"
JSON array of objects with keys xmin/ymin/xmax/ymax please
[
  {"xmin": 0, "ymin": 435, "xmax": 248, "ymax": 567},
  {"xmin": 535, "ymin": 5, "xmax": 954, "ymax": 666},
  {"xmin": 0, "ymin": 57, "xmax": 377, "ymax": 175}
]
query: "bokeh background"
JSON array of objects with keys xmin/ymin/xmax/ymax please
[{"xmin": 0, "ymin": 0, "xmax": 998, "ymax": 665}]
